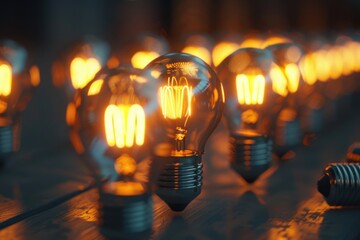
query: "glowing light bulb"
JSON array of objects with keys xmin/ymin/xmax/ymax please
[
  {"xmin": 72, "ymin": 67, "xmax": 152, "ymax": 180},
  {"xmin": 74, "ymin": 68, "xmax": 155, "ymax": 236},
  {"xmin": 144, "ymin": 53, "xmax": 223, "ymax": 211},
  {"xmin": 131, "ymin": 51, "xmax": 160, "ymax": 69},
  {"xmin": 51, "ymin": 36, "xmax": 110, "ymax": 129},
  {"xmin": 266, "ymin": 42, "xmax": 305, "ymax": 158},
  {"xmin": 212, "ymin": 41, "xmax": 240, "ymax": 67},
  {"xmin": 0, "ymin": 40, "xmax": 39, "ymax": 165},
  {"xmin": 217, "ymin": 48, "xmax": 285, "ymax": 183}
]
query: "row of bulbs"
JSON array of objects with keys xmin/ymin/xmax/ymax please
[{"xmin": 1, "ymin": 32, "xmax": 360, "ymax": 237}]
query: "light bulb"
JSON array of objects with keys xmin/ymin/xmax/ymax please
[
  {"xmin": 120, "ymin": 33, "xmax": 169, "ymax": 70},
  {"xmin": 212, "ymin": 38, "xmax": 240, "ymax": 67},
  {"xmin": 266, "ymin": 42, "xmax": 305, "ymax": 158},
  {"xmin": 51, "ymin": 36, "xmax": 110, "ymax": 129},
  {"xmin": 217, "ymin": 48, "xmax": 285, "ymax": 183},
  {"xmin": 0, "ymin": 40, "xmax": 39, "ymax": 166},
  {"xmin": 72, "ymin": 67, "xmax": 153, "ymax": 237},
  {"xmin": 143, "ymin": 53, "xmax": 224, "ymax": 211},
  {"xmin": 181, "ymin": 34, "xmax": 214, "ymax": 66}
]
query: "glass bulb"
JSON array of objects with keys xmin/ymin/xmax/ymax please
[
  {"xmin": 217, "ymin": 48, "xmax": 285, "ymax": 183},
  {"xmin": 52, "ymin": 36, "xmax": 110, "ymax": 97},
  {"xmin": 266, "ymin": 42, "xmax": 305, "ymax": 155},
  {"xmin": 72, "ymin": 67, "xmax": 152, "ymax": 180},
  {"xmin": 0, "ymin": 39, "xmax": 39, "ymax": 161},
  {"xmin": 181, "ymin": 34, "xmax": 214, "ymax": 66},
  {"xmin": 143, "ymin": 53, "xmax": 223, "ymax": 211}
]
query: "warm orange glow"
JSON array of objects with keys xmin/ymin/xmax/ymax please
[
  {"xmin": 70, "ymin": 57, "xmax": 101, "ymax": 89},
  {"xmin": 182, "ymin": 46, "xmax": 211, "ymax": 65},
  {"xmin": 270, "ymin": 64, "xmax": 288, "ymax": 97},
  {"xmin": 87, "ymin": 79, "xmax": 104, "ymax": 96},
  {"xmin": 286, "ymin": 46, "xmax": 302, "ymax": 63},
  {"xmin": 342, "ymin": 44, "xmax": 356, "ymax": 76},
  {"xmin": 0, "ymin": 100, "xmax": 7, "ymax": 114},
  {"xmin": 0, "ymin": 64, "xmax": 12, "ymax": 96},
  {"xmin": 107, "ymin": 56, "xmax": 120, "ymax": 68},
  {"xmin": 328, "ymin": 47, "xmax": 343, "ymax": 80},
  {"xmin": 104, "ymin": 181, "xmax": 145, "ymax": 196},
  {"xmin": 30, "ymin": 65, "xmax": 40, "ymax": 87},
  {"xmin": 66, "ymin": 102, "xmax": 77, "ymax": 126},
  {"xmin": 236, "ymin": 74, "xmax": 265, "ymax": 105},
  {"xmin": 285, "ymin": 63, "xmax": 300, "ymax": 93},
  {"xmin": 314, "ymin": 50, "xmax": 331, "ymax": 82},
  {"xmin": 262, "ymin": 36, "xmax": 290, "ymax": 48},
  {"xmin": 240, "ymin": 38, "xmax": 264, "ymax": 48},
  {"xmin": 299, "ymin": 53, "xmax": 317, "ymax": 85},
  {"xmin": 104, "ymin": 104, "xmax": 145, "ymax": 148},
  {"xmin": 114, "ymin": 154, "xmax": 137, "ymax": 177},
  {"xmin": 131, "ymin": 51, "xmax": 159, "ymax": 69},
  {"xmin": 159, "ymin": 76, "xmax": 193, "ymax": 119},
  {"xmin": 212, "ymin": 42, "xmax": 240, "ymax": 67}
]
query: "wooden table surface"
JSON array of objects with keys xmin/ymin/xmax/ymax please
[{"xmin": 0, "ymin": 111, "xmax": 360, "ymax": 240}]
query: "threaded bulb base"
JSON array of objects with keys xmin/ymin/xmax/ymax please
[
  {"xmin": 229, "ymin": 133, "xmax": 272, "ymax": 183},
  {"xmin": 152, "ymin": 154, "xmax": 202, "ymax": 212},
  {"xmin": 0, "ymin": 123, "xmax": 21, "ymax": 162},
  {"xmin": 98, "ymin": 191, "xmax": 153, "ymax": 238},
  {"xmin": 318, "ymin": 163, "xmax": 360, "ymax": 206}
]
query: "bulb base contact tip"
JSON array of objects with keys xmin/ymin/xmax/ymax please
[
  {"xmin": 229, "ymin": 133, "xmax": 272, "ymax": 183},
  {"xmin": 151, "ymin": 154, "xmax": 202, "ymax": 212},
  {"xmin": 98, "ymin": 190, "xmax": 153, "ymax": 239}
]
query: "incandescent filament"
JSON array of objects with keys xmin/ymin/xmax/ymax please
[
  {"xmin": 0, "ymin": 63, "xmax": 12, "ymax": 96},
  {"xmin": 104, "ymin": 104, "xmax": 145, "ymax": 148},
  {"xmin": 236, "ymin": 74, "xmax": 265, "ymax": 105},
  {"xmin": 70, "ymin": 57, "xmax": 101, "ymax": 89}
]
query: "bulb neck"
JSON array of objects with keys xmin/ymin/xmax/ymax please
[
  {"xmin": 0, "ymin": 122, "xmax": 21, "ymax": 158},
  {"xmin": 98, "ymin": 189, "xmax": 153, "ymax": 238},
  {"xmin": 318, "ymin": 163, "xmax": 360, "ymax": 206},
  {"xmin": 151, "ymin": 154, "xmax": 202, "ymax": 212},
  {"xmin": 229, "ymin": 133, "xmax": 272, "ymax": 183}
]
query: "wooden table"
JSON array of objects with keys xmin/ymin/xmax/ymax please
[{"xmin": 0, "ymin": 111, "xmax": 359, "ymax": 240}]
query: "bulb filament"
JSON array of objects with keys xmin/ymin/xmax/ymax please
[
  {"xmin": 0, "ymin": 64, "xmax": 12, "ymax": 96},
  {"xmin": 70, "ymin": 57, "xmax": 101, "ymax": 89},
  {"xmin": 236, "ymin": 74, "xmax": 265, "ymax": 105},
  {"xmin": 104, "ymin": 104, "xmax": 145, "ymax": 148}
]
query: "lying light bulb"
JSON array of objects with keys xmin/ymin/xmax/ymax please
[
  {"xmin": 217, "ymin": 48, "xmax": 285, "ymax": 183},
  {"xmin": 0, "ymin": 39, "xmax": 39, "ymax": 166},
  {"xmin": 144, "ymin": 53, "xmax": 224, "ymax": 211}
]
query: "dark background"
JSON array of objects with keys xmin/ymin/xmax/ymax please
[{"xmin": 0, "ymin": 0, "xmax": 359, "ymax": 153}]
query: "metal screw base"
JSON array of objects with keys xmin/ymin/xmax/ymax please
[
  {"xmin": 318, "ymin": 163, "xmax": 360, "ymax": 206},
  {"xmin": 0, "ymin": 123, "xmax": 20, "ymax": 160},
  {"xmin": 229, "ymin": 133, "xmax": 272, "ymax": 183},
  {"xmin": 152, "ymin": 154, "xmax": 202, "ymax": 212},
  {"xmin": 98, "ymin": 190, "xmax": 153, "ymax": 238}
]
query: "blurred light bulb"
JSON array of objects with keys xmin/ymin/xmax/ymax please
[
  {"xmin": 144, "ymin": 53, "xmax": 223, "ymax": 211},
  {"xmin": 217, "ymin": 48, "xmax": 285, "ymax": 183},
  {"xmin": 266, "ymin": 42, "xmax": 305, "ymax": 158},
  {"xmin": 131, "ymin": 51, "xmax": 160, "ymax": 69},
  {"xmin": 51, "ymin": 36, "xmax": 110, "ymax": 129},
  {"xmin": 180, "ymin": 34, "xmax": 214, "ymax": 66},
  {"xmin": 0, "ymin": 40, "xmax": 39, "ymax": 166},
  {"xmin": 212, "ymin": 41, "xmax": 240, "ymax": 67}
]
